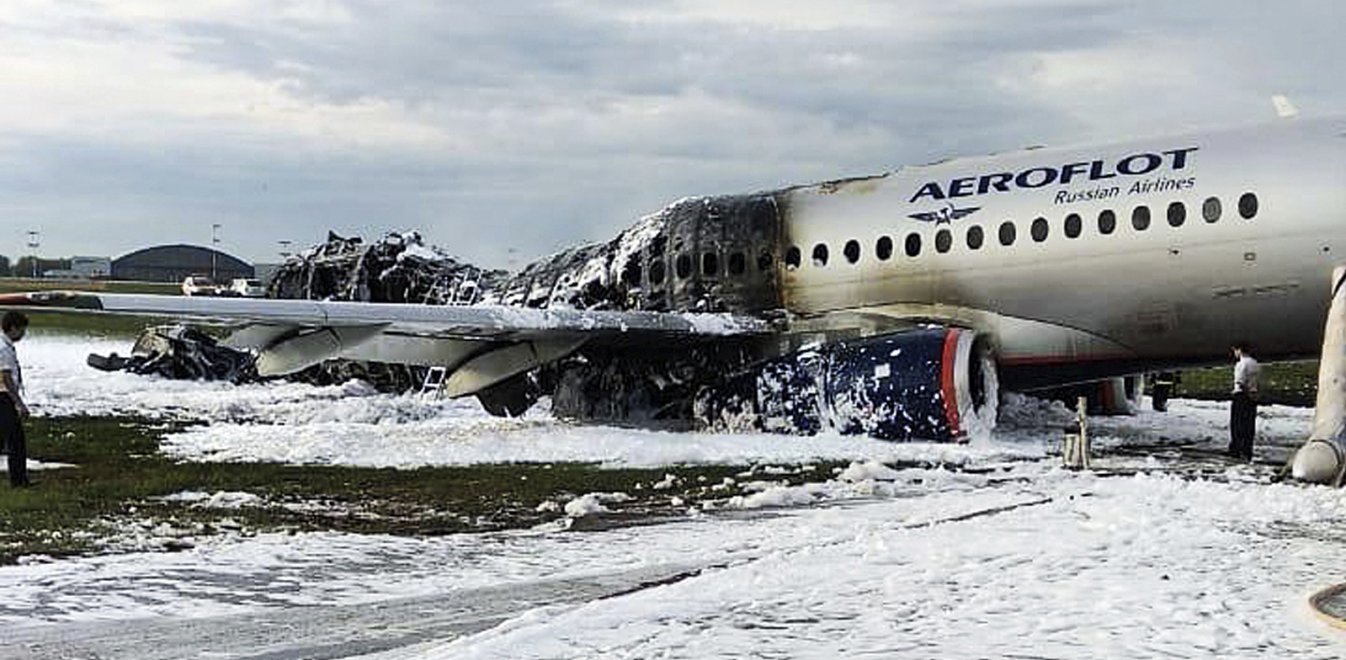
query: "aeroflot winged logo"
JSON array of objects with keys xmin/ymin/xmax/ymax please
[
  {"xmin": 908, "ymin": 203, "xmax": 980, "ymax": 224},
  {"xmin": 907, "ymin": 146, "xmax": 1200, "ymax": 211}
]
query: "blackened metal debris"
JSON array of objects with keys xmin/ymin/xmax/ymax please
[
  {"xmin": 94, "ymin": 231, "xmax": 510, "ymax": 392},
  {"xmin": 269, "ymin": 230, "xmax": 508, "ymax": 305},
  {"xmin": 87, "ymin": 325, "xmax": 257, "ymax": 383},
  {"xmin": 94, "ymin": 191, "xmax": 792, "ymax": 413},
  {"xmin": 487, "ymin": 193, "xmax": 783, "ymax": 314}
]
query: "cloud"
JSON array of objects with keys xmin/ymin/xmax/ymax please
[{"xmin": 1, "ymin": 0, "xmax": 1343, "ymax": 267}]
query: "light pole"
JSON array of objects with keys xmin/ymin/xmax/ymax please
[
  {"xmin": 25, "ymin": 231, "xmax": 39, "ymax": 279},
  {"xmin": 211, "ymin": 223, "xmax": 222, "ymax": 282}
]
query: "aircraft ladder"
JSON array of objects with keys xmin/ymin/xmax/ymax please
[{"xmin": 420, "ymin": 366, "xmax": 448, "ymax": 397}]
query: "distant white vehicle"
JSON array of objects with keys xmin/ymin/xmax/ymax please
[
  {"xmin": 229, "ymin": 278, "xmax": 266, "ymax": 298},
  {"xmin": 180, "ymin": 275, "xmax": 215, "ymax": 297}
]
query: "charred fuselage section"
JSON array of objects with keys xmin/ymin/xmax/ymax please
[
  {"xmin": 486, "ymin": 193, "xmax": 784, "ymax": 314},
  {"xmin": 263, "ymin": 231, "xmax": 509, "ymax": 390},
  {"xmin": 479, "ymin": 193, "xmax": 792, "ymax": 427},
  {"xmin": 270, "ymin": 231, "xmax": 507, "ymax": 306},
  {"xmin": 93, "ymin": 232, "xmax": 512, "ymax": 393}
]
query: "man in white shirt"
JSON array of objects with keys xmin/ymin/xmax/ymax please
[
  {"xmin": 1229, "ymin": 341, "xmax": 1261, "ymax": 461},
  {"xmin": 0, "ymin": 311, "xmax": 30, "ymax": 487}
]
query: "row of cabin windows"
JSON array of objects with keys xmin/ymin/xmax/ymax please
[
  {"xmin": 633, "ymin": 248, "xmax": 775, "ymax": 287},
  {"xmin": 782, "ymin": 192, "xmax": 1259, "ymax": 269},
  {"xmin": 624, "ymin": 193, "xmax": 1260, "ymax": 284}
]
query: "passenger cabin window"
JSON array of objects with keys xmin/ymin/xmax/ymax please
[
  {"xmin": 1132, "ymin": 206, "xmax": 1151, "ymax": 231},
  {"xmin": 650, "ymin": 260, "xmax": 666, "ymax": 285},
  {"xmin": 624, "ymin": 263, "xmax": 642, "ymax": 286},
  {"xmin": 676, "ymin": 254, "xmax": 692, "ymax": 279},
  {"xmin": 728, "ymin": 251, "xmax": 746, "ymax": 276},
  {"xmin": 1064, "ymin": 213, "xmax": 1082, "ymax": 238},
  {"xmin": 1098, "ymin": 209, "xmax": 1117, "ymax": 235},
  {"xmin": 999, "ymin": 221, "xmax": 1016, "ymax": 246},
  {"xmin": 844, "ymin": 239, "xmax": 861, "ymax": 264},
  {"xmin": 1167, "ymin": 201, "xmax": 1186, "ymax": 227},
  {"xmin": 967, "ymin": 225, "xmax": 984, "ymax": 250},
  {"xmin": 1239, "ymin": 192, "xmax": 1259, "ymax": 219},
  {"xmin": 935, "ymin": 229, "xmax": 952, "ymax": 253},
  {"xmin": 785, "ymin": 246, "xmax": 801, "ymax": 270},
  {"xmin": 876, "ymin": 236, "xmax": 893, "ymax": 261},
  {"xmin": 1203, "ymin": 197, "xmax": 1221, "ymax": 223},
  {"xmin": 1030, "ymin": 217, "xmax": 1048, "ymax": 242},
  {"xmin": 905, "ymin": 233, "xmax": 921, "ymax": 257},
  {"xmin": 812, "ymin": 243, "xmax": 829, "ymax": 267},
  {"xmin": 702, "ymin": 252, "xmax": 719, "ymax": 276}
]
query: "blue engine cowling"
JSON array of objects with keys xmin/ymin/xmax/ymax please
[{"xmin": 695, "ymin": 327, "xmax": 998, "ymax": 442}]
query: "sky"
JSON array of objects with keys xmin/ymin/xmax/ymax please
[{"xmin": 1, "ymin": 0, "xmax": 1343, "ymax": 269}]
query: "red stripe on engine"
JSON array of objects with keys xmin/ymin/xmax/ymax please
[{"xmin": 939, "ymin": 329, "xmax": 963, "ymax": 440}]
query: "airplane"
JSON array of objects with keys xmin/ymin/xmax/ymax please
[{"xmin": 4, "ymin": 111, "xmax": 1344, "ymax": 443}]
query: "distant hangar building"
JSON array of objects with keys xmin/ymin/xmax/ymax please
[{"xmin": 111, "ymin": 244, "xmax": 255, "ymax": 283}]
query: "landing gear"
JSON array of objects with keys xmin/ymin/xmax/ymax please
[
  {"xmin": 1293, "ymin": 265, "xmax": 1346, "ymax": 484},
  {"xmin": 1150, "ymin": 372, "xmax": 1178, "ymax": 412}
]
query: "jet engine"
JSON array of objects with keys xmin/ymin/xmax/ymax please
[{"xmin": 696, "ymin": 327, "xmax": 999, "ymax": 442}]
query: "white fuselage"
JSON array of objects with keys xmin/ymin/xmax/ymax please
[{"xmin": 776, "ymin": 117, "xmax": 1346, "ymax": 373}]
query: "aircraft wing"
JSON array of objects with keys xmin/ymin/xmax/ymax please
[{"xmin": 0, "ymin": 291, "xmax": 774, "ymax": 396}]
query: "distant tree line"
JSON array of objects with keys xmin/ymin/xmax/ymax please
[{"xmin": 0, "ymin": 255, "xmax": 73, "ymax": 277}]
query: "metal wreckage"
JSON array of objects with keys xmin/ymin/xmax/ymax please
[
  {"xmin": 92, "ymin": 193, "xmax": 988, "ymax": 440},
  {"xmin": 90, "ymin": 230, "xmax": 509, "ymax": 395},
  {"xmin": 88, "ymin": 198, "xmax": 788, "ymax": 430}
]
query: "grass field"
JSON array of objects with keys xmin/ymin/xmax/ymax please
[
  {"xmin": 0, "ymin": 415, "xmax": 845, "ymax": 564},
  {"xmin": 0, "ymin": 277, "xmax": 180, "ymax": 296},
  {"xmin": 1, "ymin": 277, "xmax": 182, "ymax": 337},
  {"xmin": 1172, "ymin": 360, "xmax": 1319, "ymax": 406}
]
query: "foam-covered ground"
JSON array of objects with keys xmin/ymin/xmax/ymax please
[{"xmin": 5, "ymin": 334, "xmax": 1342, "ymax": 658}]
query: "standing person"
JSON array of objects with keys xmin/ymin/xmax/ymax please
[
  {"xmin": 0, "ymin": 311, "xmax": 30, "ymax": 487},
  {"xmin": 1228, "ymin": 342, "xmax": 1261, "ymax": 461}
]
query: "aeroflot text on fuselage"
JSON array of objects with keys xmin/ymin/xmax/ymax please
[{"xmin": 907, "ymin": 146, "xmax": 1200, "ymax": 203}]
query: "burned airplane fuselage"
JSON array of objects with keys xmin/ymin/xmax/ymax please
[
  {"xmin": 482, "ymin": 193, "xmax": 793, "ymax": 428},
  {"xmin": 487, "ymin": 193, "xmax": 784, "ymax": 315}
]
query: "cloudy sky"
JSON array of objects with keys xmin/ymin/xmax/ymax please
[{"xmin": 1, "ymin": 0, "xmax": 1343, "ymax": 268}]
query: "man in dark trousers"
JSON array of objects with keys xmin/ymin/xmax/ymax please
[
  {"xmin": 0, "ymin": 311, "xmax": 30, "ymax": 487},
  {"xmin": 1228, "ymin": 342, "xmax": 1261, "ymax": 461}
]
